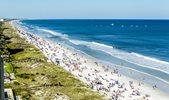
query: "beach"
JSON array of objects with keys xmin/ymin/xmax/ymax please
[
  {"xmin": 10, "ymin": 21, "xmax": 169, "ymax": 100},
  {"xmin": 2, "ymin": 21, "xmax": 104, "ymax": 99}
]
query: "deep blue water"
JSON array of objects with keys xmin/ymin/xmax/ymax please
[
  {"xmin": 21, "ymin": 19, "xmax": 169, "ymax": 62},
  {"xmin": 17, "ymin": 19, "xmax": 169, "ymax": 93}
]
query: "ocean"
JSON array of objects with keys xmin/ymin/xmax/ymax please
[{"xmin": 17, "ymin": 19, "xmax": 169, "ymax": 93}]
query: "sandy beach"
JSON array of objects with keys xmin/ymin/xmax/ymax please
[{"xmin": 11, "ymin": 21, "xmax": 169, "ymax": 100}]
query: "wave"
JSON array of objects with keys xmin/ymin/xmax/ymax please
[
  {"xmin": 69, "ymin": 40, "xmax": 89, "ymax": 45},
  {"xmin": 18, "ymin": 21, "xmax": 69, "ymax": 40},
  {"xmin": 88, "ymin": 45, "xmax": 169, "ymax": 74},
  {"xmin": 70, "ymin": 39, "xmax": 169, "ymax": 65},
  {"xmin": 66, "ymin": 39, "xmax": 169, "ymax": 85},
  {"xmin": 39, "ymin": 29, "xmax": 69, "ymax": 39},
  {"xmin": 131, "ymin": 52, "xmax": 169, "ymax": 65},
  {"xmin": 69, "ymin": 40, "xmax": 113, "ymax": 49},
  {"xmin": 18, "ymin": 20, "xmax": 68, "ymax": 39},
  {"xmin": 91, "ymin": 42, "xmax": 113, "ymax": 49},
  {"xmin": 67, "ymin": 39, "xmax": 169, "ymax": 72},
  {"xmin": 40, "ymin": 29, "xmax": 68, "ymax": 39},
  {"xmin": 69, "ymin": 39, "xmax": 169, "ymax": 74}
]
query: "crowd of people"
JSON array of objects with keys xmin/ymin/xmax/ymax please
[{"xmin": 12, "ymin": 24, "xmax": 153, "ymax": 100}]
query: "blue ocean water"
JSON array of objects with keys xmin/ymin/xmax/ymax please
[
  {"xmin": 18, "ymin": 20, "xmax": 169, "ymax": 93},
  {"xmin": 21, "ymin": 19, "xmax": 169, "ymax": 62}
]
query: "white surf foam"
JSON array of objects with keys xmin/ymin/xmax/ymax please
[
  {"xmin": 88, "ymin": 46, "xmax": 169, "ymax": 74},
  {"xmin": 69, "ymin": 39, "xmax": 169, "ymax": 74},
  {"xmin": 69, "ymin": 40, "xmax": 113, "ymax": 49},
  {"xmin": 131, "ymin": 52, "xmax": 169, "ymax": 65},
  {"xmin": 40, "ymin": 29, "xmax": 68, "ymax": 39},
  {"xmin": 69, "ymin": 40, "xmax": 89, "ymax": 45},
  {"xmin": 91, "ymin": 42, "xmax": 113, "ymax": 49}
]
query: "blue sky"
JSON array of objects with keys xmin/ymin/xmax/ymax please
[{"xmin": 0, "ymin": 0, "xmax": 169, "ymax": 19}]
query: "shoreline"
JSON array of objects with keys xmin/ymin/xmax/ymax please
[
  {"xmin": 11, "ymin": 21, "xmax": 169, "ymax": 100},
  {"xmin": 2, "ymin": 21, "xmax": 104, "ymax": 99}
]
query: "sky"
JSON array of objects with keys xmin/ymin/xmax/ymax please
[{"xmin": 0, "ymin": 0, "xmax": 169, "ymax": 19}]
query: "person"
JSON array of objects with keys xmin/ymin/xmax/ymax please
[{"xmin": 153, "ymin": 84, "xmax": 157, "ymax": 90}]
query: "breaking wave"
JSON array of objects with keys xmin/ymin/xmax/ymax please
[
  {"xmin": 69, "ymin": 39, "xmax": 169, "ymax": 74},
  {"xmin": 39, "ymin": 29, "xmax": 69, "ymax": 39}
]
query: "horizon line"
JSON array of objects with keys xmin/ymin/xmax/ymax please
[{"xmin": 8, "ymin": 18, "xmax": 169, "ymax": 20}]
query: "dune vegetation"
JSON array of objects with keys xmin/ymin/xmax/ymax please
[{"xmin": 1, "ymin": 21, "xmax": 105, "ymax": 100}]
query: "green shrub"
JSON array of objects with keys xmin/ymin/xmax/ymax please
[
  {"xmin": 14, "ymin": 81, "xmax": 20, "ymax": 85},
  {"xmin": 4, "ymin": 62, "xmax": 14, "ymax": 73}
]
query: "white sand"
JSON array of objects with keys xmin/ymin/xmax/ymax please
[{"xmin": 11, "ymin": 21, "xmax": 169, "ymax": 100}]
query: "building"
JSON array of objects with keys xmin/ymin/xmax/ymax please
[
  {"xmin": 5, "ymin": 88, "xmax": 16, "ymax": 100},
  {"xmin": 0, "ymin": 57, "xmax": 4, "ymax": 100}
]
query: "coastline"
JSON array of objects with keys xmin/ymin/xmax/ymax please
[
  {"xmin": 11, "ymin": 20, "xmax": 169, "ymax": 100},
  {"xmin": 2, "ymin": 21, "xmax": 104, "ymax": 99}
]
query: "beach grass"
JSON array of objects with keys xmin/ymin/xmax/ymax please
[
  {"xmin": 2, "ymin": 21, "xmax": 105, "ymax": 100},
  {"xmin": 4, "ymin": 62, "xmax": 14, "ymax": 73}
]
